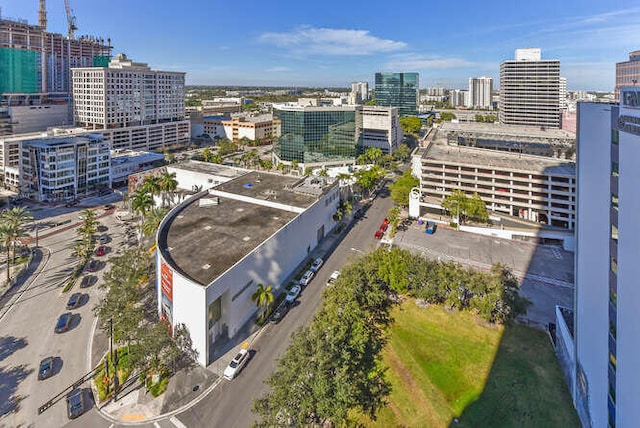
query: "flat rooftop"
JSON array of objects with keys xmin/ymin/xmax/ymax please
[
  {"xmin": 439, "ymin": 121, "xmax": 575, "ymax": 140},
  {"xmin": 418, "ymin": 143, "xmax": 576, "ymax": 176},
  {"xmin": 168, "ymin": 161, "xmax": 248, "ymax": 180},
  {"xmin": 159, "ymin": 171, "xmax": 321, "ymax": 285}
]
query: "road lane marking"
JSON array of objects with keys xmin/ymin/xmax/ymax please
[{"xmin": 170, "ymin": 416, "xmax": 188, "ymax": 428}]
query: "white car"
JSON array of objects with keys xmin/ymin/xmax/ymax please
[
  {"xmin": 310, "ymin": 258, "xmax": 324, "ymax": 272},
  {"xmin": 223, "ymin": 348, "xmax": 249, "ymax": 380},
  {"xmin": 299, "ymin": 270, "xmax": 315, "ymax": 286},
  {"xmin": 285, "ymin": 285, "xmax": 301, "ymax": 304},
  {"xmin": 327, "ymin": 270, "xmax": 341, "ymax": 285}
]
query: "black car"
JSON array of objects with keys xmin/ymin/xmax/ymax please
[
  {"xmin": 38, "ymin": 357, "xmax": 55, "ymax": 380},
  {"xmin": 66, "ymin": 389, "xmax": 85, "ymax": 419},
  {"xmin": 64, "ymin": 200, "xmax": 79, "ymax": 208},
  {"xmin": 271, "ymin": 304, "xmax": 290, "ymax": 324},
  {"xmin": 66, "ymin": 293, "xmax": 82, "ymax": 310},
  {"xmin": 80, "ymin": 275, "xmax": 96, "ymax": 288},
  {"xmin": 104, "ymin": 204, "xmax": 115, "ymax": 210},
  {"xmin": 54, "ymin": 312, "xmax": 72, "ymax": 333},
  {"xmin": 86, "ymin": 260, "xmax": 99, "ymax": 273}
]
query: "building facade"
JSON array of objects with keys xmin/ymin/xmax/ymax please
[
  {"xmin": 468, "ymin": 77, "xmax": 493, "ymax": 109},
  {"xmin": 614, "ymin": 51, "xmax": 640, "ymax": 102},
  {"xmin": 156, "ymin": 171, "xmax": 339, "ymax": 366},
  {"xmin": 560, "ymin": 77, "xmax": 568, "ymax": 111},
  {"xmin": 0, "ymin": 93, "xmax": 71, "ymax": 136},
  {"xmin": 412, "ymin": 143, "xmax": 576, "ymax": 229},
  {"xmin": 273, "ymin": 104, "xmax": 362, "ymax": 165},
  {"xmin": 349, "ymin": 81, "xmax": 369, "ymax": 104},
  {"xmin": 375, "ymin": 72, "xmax": 419, "ymax": 116},
  {"xmin": 361, "ymin": 106, "xmax": 403, "ymax": 154},
  {"xmin": 499, "ymin": 48, "xmax": 561, "ymax": 128},
  {"xmin": 449, "ymin": 89, "xmax": 469, "ymax": 108},
  {"xmin": 20, "ymin": 133, "xmax": 110, "ymax": 201},
  {"xmin": 221, "ymin": 114, "xmax": 275, "ymax": 142},
  {"xmin": 0, "ymin": 16, "xmax": 112, "ymax": 96},
  {"xmin": 569, "ymin": 90, "xmax": 640, "ymax": 427},
  {"xmin": 72, "ymin": 54, "xmax": 189, "ymax": 151}
]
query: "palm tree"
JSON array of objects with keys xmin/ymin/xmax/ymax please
[
  {"xmin": 141, "ymin": 175, "xmax": 162, "ymax": 202},
  {"xmin": 131, "ymin": 190, "xmax": 155, "ymax": 245},
  {"xmin": 0, "ymin": 223, "xmax": 16, "ymax": 283},
  {"xmin": 251, "ymin": 283, "xmax": 274, "ymax": 321},
  {"xmin": 1, "ymin": 207, "xmax": 33, "ymax": 273},
  {"xmin": 142, "ymin": 208, "xmax": 168, "ymax": 239},
  {"xmin": 158, "ymin": 172, "xmax": 178, "ymax": 208},
  {"xmin": 77, "ymin": 209, "xmax": 98, "ymax": 260}
]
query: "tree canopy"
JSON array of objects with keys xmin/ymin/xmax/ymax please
[
  {"xmin": 389, "ymin": 169, "xmax": 419, "ymax": 206},
  {"xmin": 441, "ymin": 190, "xmax": 489, "ymax": 224},
  {"xmin": 399, "ymin": 116, "xmax": 422, "ymax": 134}
]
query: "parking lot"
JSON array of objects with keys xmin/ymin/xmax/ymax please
[{"xmin": 392, "ymin": 222, "xmax": 574, "ymax": 326}]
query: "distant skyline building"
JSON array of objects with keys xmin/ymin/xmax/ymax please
[
  {"xmin": 468, "ymin": 77, "xmax": 493, "ymax": 109},
  {"xmin": 349, "ymin": 81, "xmax": 369, "ymax": 103},
  {"xmin": 560, "ymin": 77, "xmax": 568, "ymax": 111},
  {"xmin": 566, "ymin": 88, "xmax": 640, "ymax": 427},
  {"xmin": 499, "ymin": 48, "xmax": 561, "ymax": 128},
  {"xmin": 614, "ymin": 51, "xmax": 640, "ymax": 101},
  {"xmin": 374, "ymin": 72, "xmax": 419, "ymax": 116},
  {"xmin": 72, "ymin": 53, "xmax": 189, "ymax": 151},
  {"xmin": 449, "ymin": 89, "xmax": 469, "ymax": 108}
]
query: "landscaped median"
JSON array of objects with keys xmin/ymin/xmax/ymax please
[{"xmin": 357, "ymin": 302, "xmax": 580, "ymax": 427}]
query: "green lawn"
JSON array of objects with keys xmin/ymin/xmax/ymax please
[{"xmin": 359, "ymin": 302, "xmax": 579, "ymax": 428}]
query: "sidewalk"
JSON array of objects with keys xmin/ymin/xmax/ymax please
[{"xmin": 91, "ymin": 211, "xmax": 357, "ymax": 424}]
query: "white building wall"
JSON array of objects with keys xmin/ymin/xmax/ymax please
[
  {"xmin": 615, "ymin": 97, "xmax": 640, "ymax": 427},
  {"xmin": 575, "ymin": 102, "xmax": 612, "ymax": 428}
]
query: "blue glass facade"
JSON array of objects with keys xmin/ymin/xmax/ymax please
[
  {"xmin": 273, "ymin": 107, "xmax": 361, "ymax": 163},
  {"xmin": 374, "ymin": 72, "xmax": 419, "ymax": 116}
]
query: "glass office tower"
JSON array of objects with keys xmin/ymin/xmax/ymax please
[
  {"xmin": 374, "ymin": 72, "xmax": 419, "ymax": 116},
  {"xmin": 273, "ymin": 105, "xmax": 361, "ymax": 163}
]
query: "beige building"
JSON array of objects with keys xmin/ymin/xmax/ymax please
[
  {"xmin": 221, "ymin": 114, "xmax": 277, "ymax": 142},
  {"xmin": 615, "ymin": 51, "xmax": 640, "ymax": 101},
  {"xmin": 412, "ymin": 142, "xmax": 576, "ymax": 229}
]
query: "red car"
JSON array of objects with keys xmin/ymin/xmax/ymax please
[
  {"xmin": 374, "ymin": 230, "xmax": 384, "ymax": 239},
  {"xmin": 95, "ymin": 245, "xmax": 106, "ymax": 256}
]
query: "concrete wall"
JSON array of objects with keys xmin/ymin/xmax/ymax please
[
  {"xmin": 574, "ymin": 102, "xmax": 612, "ymax": 428},
  {"xmin": 10, "ymin": 104, "xmax": 70, "ymax": 134}
]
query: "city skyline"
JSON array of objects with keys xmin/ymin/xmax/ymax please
[{"xmin": 2, "ymin": 0, "xmax": 638, "ymax": 90}]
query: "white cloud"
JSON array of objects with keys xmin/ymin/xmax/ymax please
[
  {"xmin": 258, "ymin": 26, "xmax": 407, "ymax": 56},
  {"xmin": 265, "ymin": 66, "xmax": 291, "ymax": 73},
  {"xmin": 384, "ymin": 53, "xmax": 475, "ymax": 70}
]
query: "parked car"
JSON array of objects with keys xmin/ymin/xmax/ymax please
[
  {"xmin": 223, "ymin": 348, "xmax": 249, "ymax": 380},
  {"xmin": 38, "ymin": 357, "xmax": 55, "ymax": 380},
  {"xmin": 425, "ymin": 221, "xmax": 437, "ymax": 235},
  {"xmin": 299, "ymin": 270, "xmax": 315, "ymax": 286},
  {"xmin": 66, "ymin": 293, "xmax": 82, "ymax": 310},
  {"xmin": 327, "ymin": 270, "xmax": 341, "ymax": 285},
  {"xmin": 95, "ymin": 245, "xmax": 106, "ymax": 256},
  {"xmin": 104, "ymin": 204, "xmax": 115, "ymax": 210},
  {"xmin": 66, "ymin": 389, "xmax": 85, "ymax": 419},
  {"xmin": 64, "ymin": 200, "xmax": 79, "ymax": 208},
  {"xmin": 310, "ymin": 257, "xmax": 323, "ymax": 272},
  {"xmin": 271, "ymin": 304, "xmax": 290, "ymax": 323},
  {"xmin": 86, "ymin": 260, "xmax": 99, "ymax": 272},
  {"xmin": 285, "ymin": 285, "xmax": 302, "ymax": 304},
  {"xmin": 374, "ymin": 230, "xmax": 384, "ymax": 239},
  {"xmin": 379, "ymin": 222, "xmax": 389, "ymax": 232},
  {"xmin": 54, "ymin": 312, "xmax": 72, "ymax": 333},
  {"xmin": 98, "ymin": 235, "xmax": 108, "ymax": 245},
  {"xmin": 80, "ymin": 275, "xmax": 96, "ymax": 288}
]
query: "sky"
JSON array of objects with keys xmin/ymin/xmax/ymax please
[{"xmin": 2, "ymin": 0, "xmax": 639, "ymax": 90}]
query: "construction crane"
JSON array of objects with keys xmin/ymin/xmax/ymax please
[
  {"xmin": 64, "ymin": 0, "xmax": 78, "ymax": 39},
  {"xmin": 38, "ymin": 0, "xmax": 47, "ymax": 30}
]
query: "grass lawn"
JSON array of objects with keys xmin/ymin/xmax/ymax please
[{"xmin": 358, "ymin": 302, "xmax": 579, "ymax": 428}]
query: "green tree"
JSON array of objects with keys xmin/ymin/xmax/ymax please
[
  {"xmin": 363, "ymin": 99, "xmax": 376, "ymax": 106},
  {"xmin": 441, "ymin": 189, "xmax": 467, "ymax": 224},
  {"xmin": 466, "ymin": 193, "xmax": 489, "ymax": 223},
  {"xmin": 392, "ymin": 144, "xmax": 411, "ymax": 162},
  {"xmin": 131, "ymin": 189, "xmax": 155, "ymax": 244},
  {"xmin": 399, "ymin": 116, "xmax": 422, "ymax": 134},
  {"xmin": 0, "ymin": 223, "xmax": 15, "ymax": 283},
  {"xmin": 354, "ymin": 166, "xmax": 385, "ymax": 198},
  {"xmin": 202, "ymin": 147, "xmax": 214, "ymax": 163},
  {"xmin": 438, "ymin": 112, "xmax": 457, "ymax": 122},
  {"xmin": 291, "ymin": 160, "xmax": 299, "ymax": 174},
  {"xmin": 389, "ymin": 170, "xmax": 419, "ymax": 206},
  {"xmin": 1, "ymin": 207, "xmax": 33, "ymax": 273},
  {"xmin": 251, "ymin": 283, "xmax": 274, "ymax": 321},
  {"xmin": 142, "ymin": 208, "xmax": 169, "ymax": 238},
  {"xmin": 387, "ymin": 205, "xmax": 401, "ymax": 238},
  {"xmin": 76, "ymin": 209, "xmax": 99, "ymax": 261},
  {"xmin": 158, "ymin": 171, "xmax": 178, "ymax": 208}
]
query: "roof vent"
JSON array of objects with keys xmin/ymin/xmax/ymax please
[
  {"xmin": 243, "ymin": 236, "xmax": 251, "ymax": 242},
  {"xmin": 202, "ymin": 263, "xmax": 211, "ymax": 270}
]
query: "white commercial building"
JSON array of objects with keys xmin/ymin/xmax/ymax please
[
  {"xmin": 20, "ymin": 133, "xmax": 110, "ymax": 201},
  {"xmin": 156, "ymin": 171, "xmax": 339, "ymax": 366},
  {"xmin": 361, "ymin": 106, "xmax": 403, "ymax": 154},
  {"xmin": 110, "ymin": 150, "xmax": 165, "ymax": 186},
  {"xmin": 468, "ymin": 77, "xmax": 493, "ymax": 109},
  {"xmin": 499, "ymin": 48, "xmax": 561, "ymax": 128},
  {"xmin": 72, "ymin": 53, "xmax": 190, "ymax": 151},
  {"xmin": 562, "ymin": 89, "xmax": 640, "ymax": 427},
  {"xmin": 449, "ymin": 89, "xmax": 469, "ymax": 107}
]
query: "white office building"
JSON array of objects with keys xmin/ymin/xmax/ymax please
[
  {"xmin": 468, "ymin": 77, "xmax": 493, "ymax": 109},
  {"xmin": 562, "ymin": 89, "xmax": 640, "ymax": 427},
  {"xmin": 349, "ymin": 81, "xmax": 369, "ymax": 104},
  {"xmin": 361, "ymin": 106, "xmax": 403, "ymax": 154},
  {"xmin": 20, "ymin": 133, "xmax": 110, "ymax": 201},
  {"xmin": 499, "ymin": 48, "xmax": 561, "ymax": 128},
  {"xmin": 449, "ymin": 89, "xmax": 469, "ymax": 107},
  {"xmin": 72, "ymin": 53, "xmax": 190, "ymax": 151}
]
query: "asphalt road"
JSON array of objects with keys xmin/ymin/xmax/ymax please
[{"xmin": 0, "ymin": 209, "xmax": 129, "ymax": 428}]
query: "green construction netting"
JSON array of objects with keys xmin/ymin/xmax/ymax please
[
  {"xmin": 0, "ymin": 48, "xmax": 39, "ymax": 94},
  {"xmin": 93, "ymin": 56, "xmax": 111, "ymax": 67}
]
